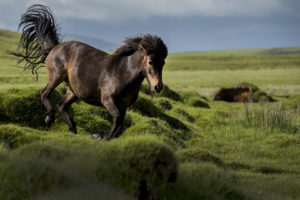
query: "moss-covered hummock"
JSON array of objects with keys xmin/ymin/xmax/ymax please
[
  {"xmin": 130, "ymin": 93, "xmax": 188, "ymax": 131},
  {"xmin": 238, "ymin": 82, "xmax": 274, "ymax": 102},
  {"xmin": 0, "ymin": 124, "xmax": 42, "ymax": 149},
  {"xmin": 0, "ymin": 124, "xmax": 178, "ymax": 200},
  {"xmin": 180, "ymin": 91, "xmax": 210, "ymax": 108},
  {"xmin": 0, "ymin": 88, "xmax": 63, "ymax": 127},
  {"xmin": 140, "ymin": 84, "xmax": 181, "ymax": 101}
]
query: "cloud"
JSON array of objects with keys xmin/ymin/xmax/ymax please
[{"xmin": 0, "ymin": 0, "xmax": 288, "ymax": 22}]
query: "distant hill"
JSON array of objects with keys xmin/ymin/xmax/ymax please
[
  {"xmin": 1, "ymin": 29, "xmax": 300, "ymax": 56},
  {"xmin": 0, "ymin": 29, "xmax": 20, "ymax": 60},
  {"xmin": 165, "ymin": 46, "xmax": 300, "ymax": 71},
  {"xmin": 0, "ymin": 29, "xmax": 117, "ymax": 53},
  {"xmin": 63, "ymin": 34, "xmax": 117, "ymax": 51},
  {"xmin": 170, "ymin": 47, "xmax": 300, "ymax": 57}
]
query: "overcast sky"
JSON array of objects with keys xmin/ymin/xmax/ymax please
[{"xmin": 0, "ymin": 0, "xmax": 299, "ymax": 52}]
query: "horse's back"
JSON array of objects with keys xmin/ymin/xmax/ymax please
[
  {"xmin": 46, "ymin": 40, "xmax": 108, "ymax": 105},
  {"xmin": 48, "ymin": 40, "xmax": 108, "ymax": 61}
]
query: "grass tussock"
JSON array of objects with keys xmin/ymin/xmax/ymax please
[
  {"xmin": 240, "ymin": 103, "xmax": 300, "ymax": 133},
  {"xmin": 155, "ymin": 97, "xmax": 173, "ymax": 110},
  {"xmin": 122, "ymin": 117, "xmax": 189, "ymax": 148},
  {"xmin": 180, "ymin": 91, "xmax": 210, "ymax": 108},
  {"xmin": 130, "ymin": 93, "xmax": 188, "ymax": 130},
  {"xmin": 72, "ymin": 102, "xmax": 112, "ymax": 134},
  {"xmin": 163, "ymin": 163, "xmax": 245, "ymax": 200},
  {"xmin": 0, "ymin": 124, "xmax": 42, "ymax": 149},
  {"xmin": 0, "ymin": 88, "xmax": 63, "ymax": 127}
]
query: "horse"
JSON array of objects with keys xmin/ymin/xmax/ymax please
[{"xmin": 10, "ymin": 4, "xmax": 168, "ymax": 140}]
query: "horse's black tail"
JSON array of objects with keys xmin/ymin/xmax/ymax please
[{"xmin": 8, "ymin": 4, "xmax": 60, "ymax": 78}]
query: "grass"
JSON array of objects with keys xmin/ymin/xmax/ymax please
[
  {"xmin": 240, "ymin": 103, "xmax": 300, "ymax": 133},
  {"xmin": 0, "ymin": 29, "xmax": 300, "ymax": 199},
  {"xmin": 165, "ymin": 54, "xmax": 300, "ymax": 71},
  {"xmin": 163, "ymin": 69, "xmax": 300, "ymax": 92}
]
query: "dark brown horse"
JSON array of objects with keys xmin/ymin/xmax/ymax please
[{"xmin": 10, "ymin": 4, "xmax": 168, "ymax": 140}]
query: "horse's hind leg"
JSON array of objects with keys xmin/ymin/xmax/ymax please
[
  {"xmin": 41, "ymin": 79, "xmax": 63, "ymax": 127},
  {"xmin": 57, "ymin": 84, "xmax": 78, "ymax": 134}
]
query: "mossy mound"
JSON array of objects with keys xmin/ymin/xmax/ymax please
[
  {"xmin": 0, "ymin": 125, "xmax": 178, "ymax": 200},
  {"xmin": 0, "ymin": 143, "xmax": 8, "ymax": 161},
  {"xmin": 72, "ymin": 103, "xmax": 112, "ymax": 134},
  {"xmin": 0, "ymin": 156, "xmax": 71, "ymax": 200},
  {"xmin": 0, "ymin": 124, "xmax": 42, "ymax": 149},
  {"xmin": 186, "ymin": 97, "xmax": 210, "ymax": 108},
  {"xmin": 130, "ymin": 94, "xmax": 188, "ymax": 131},
  {"xmin": 72, "ymin": 103, "xmax": 132, "ymax": 134},
  {"xmin": 0, "ymin": 88, "xmax": 63, "ymax": 127},
  {"xmin": 155, "ymin": 97, "xmax": 173, "ymax": 110},
  {"xmin": 213, "ymin": 82, "xmax": 275, "ymax": 102},
  {"xmin": 237, "ymin": 82, "xmax": 275, "ymax": 102},
  {"xmin": 94, "ymin": 136, "xmax": 178, "ymax": 198},
  {"xmin": 164, "ymin": 163, "xmax": 245, "ymax": 200},
  {"xmin": 180, "ymin": 91, "xmax": 210, "ymax": 108},
  {"xmin": 140, "ymin": 84, "xmax": 181, "ymax": 101},
  {"xmin": 176, "ymin": 148, "xmax": 222, "ymax": 165},
  {"xmin": 122, "ymin": 117, "xmax": 191, "ymax": 147},
  {"xmin": 34, "ymin": 183, "xmax": 133, "ymax": 200},
  {"xmin": 173, "ymin": 108, "xmax": 195, "ymax": 123}
]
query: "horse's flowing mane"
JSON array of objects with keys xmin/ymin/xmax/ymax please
[{"xmin": 113, "ymin": 34, "xmax": 168, "ymax": 59}]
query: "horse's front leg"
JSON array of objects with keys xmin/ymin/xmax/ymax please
[
  {"xmin": 108, "ymin": 109, "xmax": 126, "ymax": 138},
  {"xmin": 93, "ymin": 96, "xmax": 125, "ymax": 140}
]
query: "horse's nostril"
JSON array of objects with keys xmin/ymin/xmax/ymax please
[{"xmin": 154, "ymin": 85, "xmax": 159, "ymax": 92}]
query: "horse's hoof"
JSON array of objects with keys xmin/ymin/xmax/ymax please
[
  {"xmin": 91, "ymin": 133, "xmax": 109, "ymax": 140},
  {"xmin": 45, "ymin": 115, "xmax": 54, "ymax": 127}
]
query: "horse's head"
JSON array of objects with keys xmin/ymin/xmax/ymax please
[
  {"xmin": 140, "ymin": 45, "xmax": 166, "ymax": 93},
  {"xmin": 114, "ymin": 34, "xmax": 167, "ymax": 93}
]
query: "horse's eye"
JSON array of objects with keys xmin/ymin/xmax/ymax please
[{"xmin": 149, "ymin": 61, "xmax": 153, "ymax": 65}]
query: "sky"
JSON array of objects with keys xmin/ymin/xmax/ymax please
[{"xmin": 0, "ymin": 0, "xmax": 300, "ymax": 52}]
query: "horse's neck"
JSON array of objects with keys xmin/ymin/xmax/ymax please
[{"xmin": 125, "ymin": 52, "xmax": 145, "ymax": 81}]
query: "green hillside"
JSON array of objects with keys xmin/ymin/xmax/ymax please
[
  {"xmin": 166, "ymin": 48, "xmax": 300, "ymax": 71},
  {"xmin": 171, "ymin": 47, "xmax": 300, "ymax": 56},
  {"xmin": 0, "ymin": 29, "xmax": 300, "ymax": 200}
]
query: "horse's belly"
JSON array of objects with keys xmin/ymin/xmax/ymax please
[
  {"xmin": 79, "ymin": 94, "xmax": 102, "ymax": 106},
  {"xmin": 68, "ymin": 71, "xmax": 102, "ymax": 106},
  {"xmin": 72, "ymin": 86, "xmax": 102, "ymax": 106}
]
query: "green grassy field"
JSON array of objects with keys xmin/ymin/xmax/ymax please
[{"xmin": 0, "ymin": 29, "xmax": 300, "ymax": 200}]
